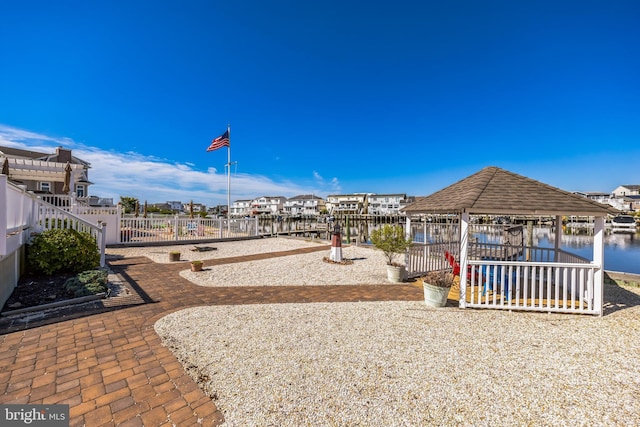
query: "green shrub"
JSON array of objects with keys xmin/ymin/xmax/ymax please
[
  {"xmin": 370, "ymin": 224, "xmax": 413, "ymax": 266},
  {"xmin": 64, "ymin": 269, "xmax": 109, "ymax": 297},
  {"xmin": 27, "ymin": 228, "xmax": 100, "ymax": 275}
]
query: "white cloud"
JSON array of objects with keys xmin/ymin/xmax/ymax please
[
  {"xmin": 313, "ymin": 170, "xmax": 341, "ymax": 194},
  {"xmin": 0, "ymin": 125, "xmax": 337, "ymax": 206}
]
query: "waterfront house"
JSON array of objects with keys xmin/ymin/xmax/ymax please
[
  {"xmin": 326, "ymin": 193, "xmax": 369, "ymax": 215},
  {"xmin": 611, "ymin": 185, "xmax": 640, "ymax": 212},
  {"xmin": 251, "ymin": 196, "xmax": 286, "ymax": 215},
  {"xmin": 231, "ymin": 200, "xmax": 252, "ymax": 216},
  {"xmin": 574, "ymin": 190, "xmax": 639, "ymax": 214},
  {"xmin": 612, "ymin": 184, "xmax": 640, "ymax": 197},
  {"xmin": 0, "ymin": 146, "xmax": 92, "ymax": 204},
  {"xmin": 283, "ymin": 195, "xmax": 325, "ymax": 216},
  {"xmin": 367, "ymin": 193, "xmax": 415, "ymax": 215}
]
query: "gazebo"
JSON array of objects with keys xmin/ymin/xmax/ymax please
[{"xmin": 403, "ymin": 166, "xmax": 619, "ymax": 315}]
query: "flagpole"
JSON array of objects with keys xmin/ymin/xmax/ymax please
[{"xmin": 226, "ymin": 124, "xmax": 231, "ymax": 234}]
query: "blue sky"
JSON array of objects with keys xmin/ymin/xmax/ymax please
[{"xmin": 1, "ymin": 0, "xmax": 638, "ymax": 206}]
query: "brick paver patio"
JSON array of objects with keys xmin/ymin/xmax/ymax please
[{"xmin": 0, "ymin": 245, "xmax": 423, "ymax": 426}]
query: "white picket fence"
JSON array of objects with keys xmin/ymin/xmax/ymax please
[{"xmin": 119, "ymin": 216, "xmax": 258, "ymax": 244}]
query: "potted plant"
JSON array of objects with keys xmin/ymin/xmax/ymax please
[
  {"xmin": 169, "ymin": 251, "xmax": 181, "ymax": 262},
  {"xmin": 421, "ymin": 270, "xmax": 455, "ymax": 307},
  {"xmin": 370, "ymin": 224, "xmax": 413, "ymax": 283},
  {"xmin": 190, "ymin": 260, "xmax": 203, "ymax": 272}
]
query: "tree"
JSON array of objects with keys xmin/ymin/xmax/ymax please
[{"xmin": 120, "ymin": 196, "xmax": 139, "ymax": 214}]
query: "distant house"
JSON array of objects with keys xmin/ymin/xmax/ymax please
[
  {"xmin": 611, "ymin": 185, "xmax": 640, "ymax": 212},
  {"xmin": 325, "ymin": 194, "xmax": 369, "ymax": 214},
  {"xmin": 166, "ymin": 201, "xmax": 183, "ymax": 212},
  {"xmin": 367, "ymin": 193, "xmax": 415, "ymax": 215},
  {"xmin": 0, "ymin": 146, "xmax": 92, "ymax": 200},
  {"xmin": 231, "ymin": 200, "xmax": 252, "ymax": 216},
  {"xmin": 87, "ymin": 196, "xmax": 115, "ymax": 207},
  {"xmin": 612, "ymin": 185, "xmax": 640, "ymax": 197},
  {"xmin": 182, "ymin": 202, "xmax": 206, "ymax": 214},
  {"xmin": 208, "ymin": 204, "xmax": 228, "ymax": 216},
  {"xmin": 251, "ymin": 196, "xmax": 286, "ymax": 215},
  {"xmin": 283, "ymin": 195, "xmax": 325, "ymax": 216},
  {"xmin": 573, "ymin": 191, "xmax": 611, "ymax": 205},
  {"xmin": 574, "ymin": 188, "xmax": 639, "ymax": 213}
]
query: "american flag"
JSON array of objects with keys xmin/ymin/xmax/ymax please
[{"xmin": 207, "ymin": 130, "xmax": 230, "ymax": 152}]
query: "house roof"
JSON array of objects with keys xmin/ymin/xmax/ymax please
[
  {"xmin": 403, "ymin": 166, "xmax": 619, "ymax": 216},
  {"xmin": 289, "ymin": 194, "xmax": 323, "ymax": 200},
  {"xmin": 0, "ymin": 146, "xmax": 49, "ymax": 158},
  {"xmin": 0, "ymin": 146, "xmax": 90, "ymax": 167}
]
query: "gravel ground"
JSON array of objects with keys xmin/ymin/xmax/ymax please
[
  {"xmin": 144, "ymin": 237, "xmax": 640, "ymax": 426},
  {"xmin": 107, "ymin": 236, "xmax": 391, "ymax": 286},
  {"xmin": 179, "ymin": 243, "xmax": 389, "ymax": 287},
  {"xmin": 106, "ymin": 236, "xmax": 326, "ymax": 264},
  {"xmin": 156, "ymin": 300, "xmax": 640, "ymax": 427}
]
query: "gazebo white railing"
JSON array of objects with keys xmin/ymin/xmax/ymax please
[
  {"xmin": 407, "ymin": 237, "xmax": 603, "ymax": 315},
  {"xmin": 464, "ymin": 242, "xmax": 598, "ymax": 314},
  {"xmin": 405, "ymin": 215, "xmax": 605, "ymax": 316}
]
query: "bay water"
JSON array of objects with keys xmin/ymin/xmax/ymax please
[{"xmin": 534, "ymin": 226, "xmax": 640, "ymax": 274}]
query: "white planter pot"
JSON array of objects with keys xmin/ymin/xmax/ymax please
[
  {"xmin": 423, "ymin": 282, "xmax": 451, "ymax": 307},
  {"xmin": 386, "ymin": 265, "xmax": 406, "ymax": 283}
]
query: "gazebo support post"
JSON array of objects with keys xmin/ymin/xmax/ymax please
[
  {"xmin": 593, "ymin": 216, "xmax": 605, "ymax": 316},
  {"xmin": 554, "ymin": 215, "xmax": 562, "ymax": 259},
  {"xmin": 405, "ymin": 216, "xmax": 411, "ymax": 241},
  {"xmin": 459, "ymin": 210, "xmax": 470, "ymax": 308}
]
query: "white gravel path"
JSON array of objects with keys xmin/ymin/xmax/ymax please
[
  {"xmin": 179, "ymin": 244, "xmax": 389, "ymax": 287},
  {"xmin": 106, "ymin": 236, "xmax": 326, "ymax": 264},
  {"xmin": 140, "ymin": 237, "xmax": 640, "ymax": 426},
  {"xmin": 107, "ymin": 237, "xmax": 391, "ymax": 286}
]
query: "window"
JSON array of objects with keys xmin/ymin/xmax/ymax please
[
  {"xmin": 75, "ymin": 185, "xmax": 86, "ymax": 197},
  {"xmin": 39, "ymin": 182, "xmax": 51, "ymax": 193}
]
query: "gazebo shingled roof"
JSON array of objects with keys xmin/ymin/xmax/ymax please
[{"xmin": 403, "ymin": 166, "xmax": 619, "ymax": 217}]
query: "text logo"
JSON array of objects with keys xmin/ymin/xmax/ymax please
[{"xmin": 1, "ymin": 405, "xmax": 69, "ymax": 426}]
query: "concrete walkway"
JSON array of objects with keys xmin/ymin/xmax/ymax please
[{"xmin": 0, "ymin": 246, "xmax": 423, "ymax": 426}]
